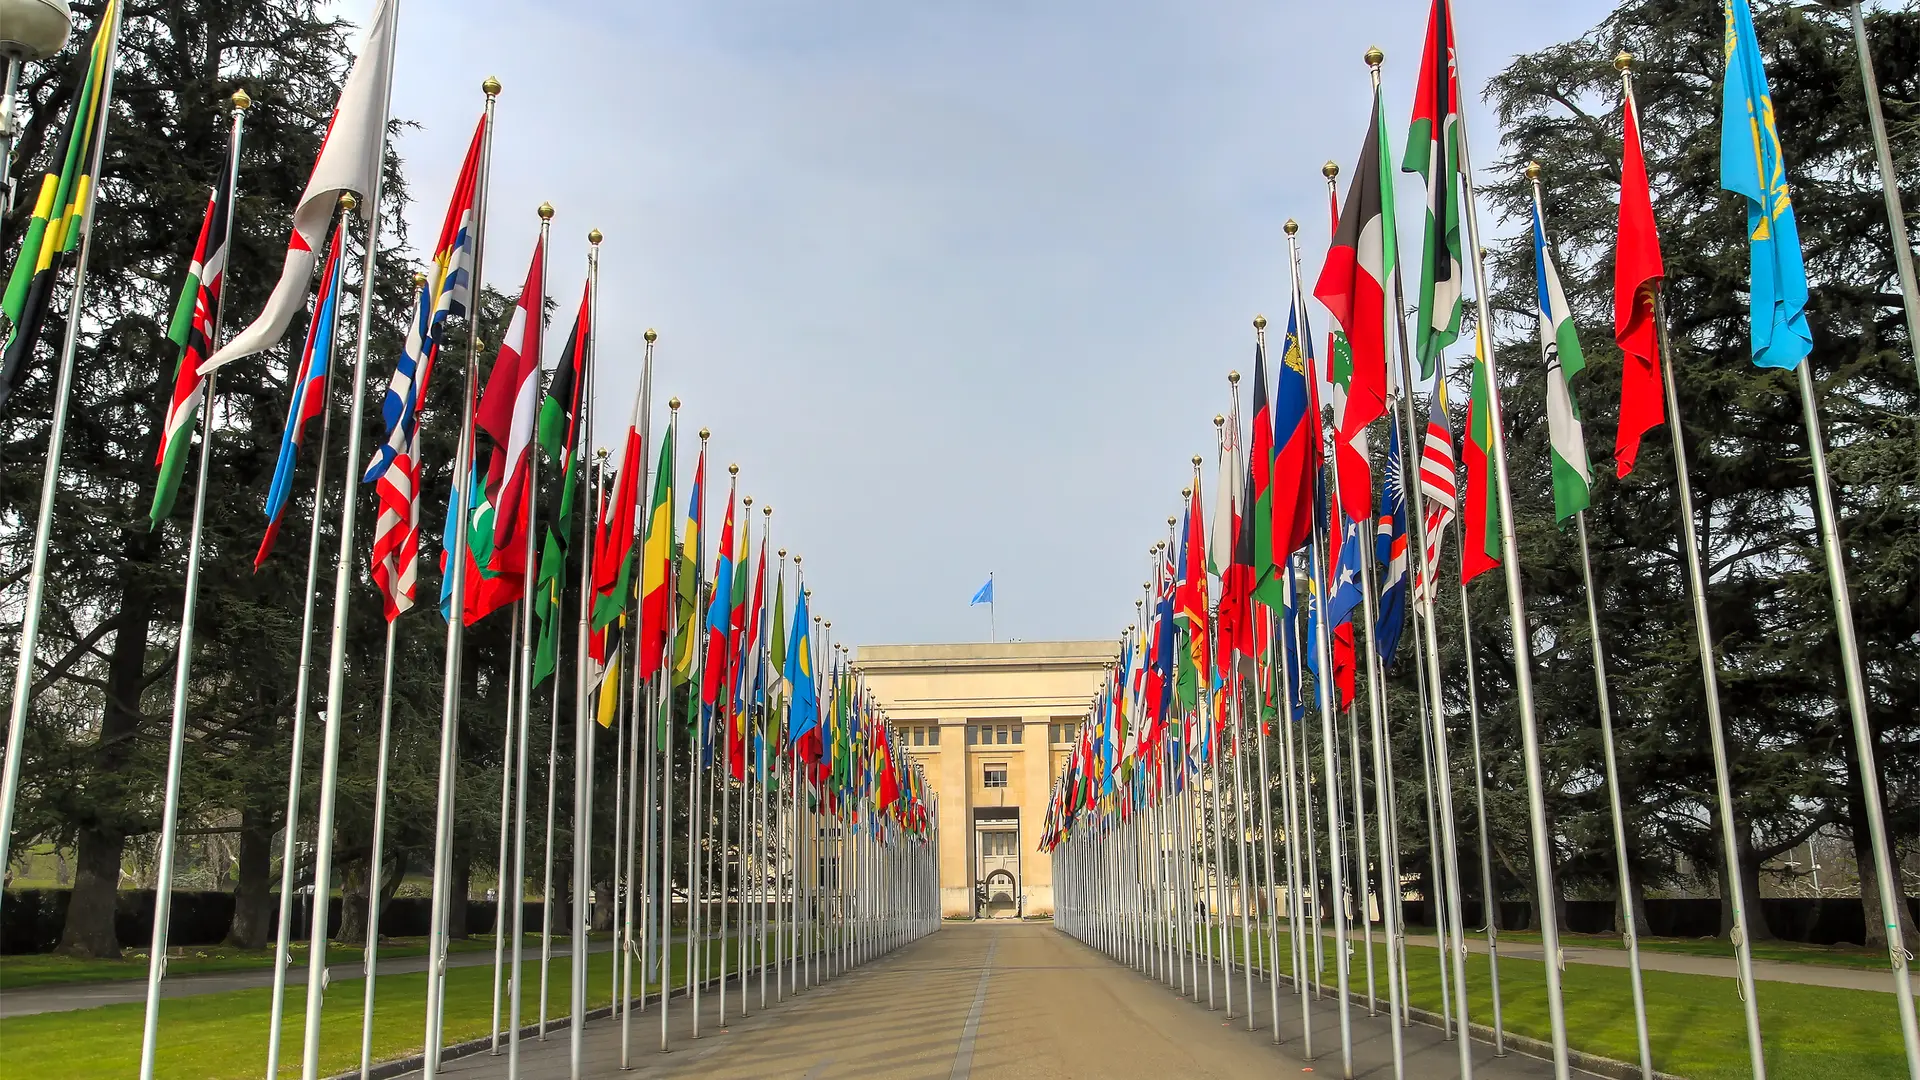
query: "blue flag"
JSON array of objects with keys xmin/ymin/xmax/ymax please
[
  {"xmin": 1374, "ymin": 407, "xmax": 1409, "ymax": 663},
  {"xmin": 971, "ymin": 576, "xmax": 993, "ymax": 605},
  {"xmin": 1325, "ymin": 513, "xmax": 1364, "ymax": 631},
  {"xmin": 1720, "ymin": 0, "xmax": 1813, "ymax": 370},
  {"xmin": 785, "ymin": 581, "xmax": 818, "ymax": 743}
]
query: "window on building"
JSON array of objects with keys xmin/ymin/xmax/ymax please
[
  {"xmin": 1054, "ymin": 723, "xmax": 1073, "ymax": 745},
  {"xmin": 912, "ymin": 726, "xmax": 924, "ymax": 746},
  {"xmin": 967, "ymin": 725, "xmax": 978, "ymax": 746},
  {"xmin": 928, "ymin": 725, "xmax": 940, "ymax": 746},
  {"xmin": 983, "ymin": 765, "xmax": 1008, "ymax": 789},
  {"xmin": 980, "ymin": 831, "xmax": 1017, "ymax": 856},
  {"xmin": 995, "ymin": 725, "xmax": 1009, "ymax": 745},
  {"xmin": 1011, "ymin": 725, "xmax": 1023, "ymax": 745}
]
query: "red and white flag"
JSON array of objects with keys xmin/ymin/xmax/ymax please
[
  {"xmin": 201, "ymin": 0, "xmax": 396, "ymax": 372},
  {"xmin": 475, "ymin": 236, "xmax": 546, "ymax": 549}
]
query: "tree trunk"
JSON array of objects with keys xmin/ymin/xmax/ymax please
[
  {"xmin": 1716, "ymin": 819, "xmax": 1776, "ymax": 941},
  {"xmin": 448, "ymin": 849, "xmax": 473, "ymax": 939},
  {"xmin": 338, "ymin": 862, "xmax": 370, "ymax": 945},
  {"xmin": 57, "ymin": 827, "xmax": 125, "ymax": 958},
  {"xmin": 591, "ymin": 880, "xmax": 615, "ymax": 932},
  {"xmin": 225, "ymin": 803, "xmax": 275, "ymax": 949},
  {"xmin": 1625, "ymin": 848, "xmax": 1654, "ymax": 938},
  {"xmin": 1842, "ymin": 724, "xmax": 1916, "ymax": 952}
]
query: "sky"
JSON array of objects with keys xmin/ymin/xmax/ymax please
[{"xmin": 347, "ymin": 0, "xmax": 1616, "ymax": 648}]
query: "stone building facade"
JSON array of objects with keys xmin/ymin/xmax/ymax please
[{"xmin": 852, "ymin": 641, "xmax": 1116, "ymax": 919}]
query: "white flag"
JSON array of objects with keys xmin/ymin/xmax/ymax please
[{"xmin": 201, "ymin": 0, "xmax": 397, "ymax": 372}]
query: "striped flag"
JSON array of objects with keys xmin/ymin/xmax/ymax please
[
  {"xmin": 1374, "ymin": 408, "xmax": 1410, "ymax": 662},
  {"xmin": 149, "ymin": 164, "xmax": 234, "ymax": 528},
  {"xmin": 475, "ymin": 237, "xmax": 546, "ymax": 550},
  {"xmin": 0, "ymin": 0, "xmax": 120, "ymax": 410},
  {"xmin": 254, "ymin": 220, "xmax": 346, "ymax": 569},
  {"xmin": 1533, "ymin": 189, "xmax": 1592, "ymax": 522},
  {"xmin": 1416, "ymin": 374, "xmax": 1457, "ymax": 605},
  {"xmin": 1461, "ymin": 329, "xmax": 1501, "ymax": 583},
  {"xmin": 1404, "ymin": 0, "xmax": 1464, "ymax": 378}
]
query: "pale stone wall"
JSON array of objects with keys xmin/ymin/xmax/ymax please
[{"xmin": 854, "ymin": 641, "xmax": 1117, "ymax": 919}]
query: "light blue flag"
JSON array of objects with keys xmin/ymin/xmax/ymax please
[
  {"xmin": 1720, "ymin": 0, "xmax": 1813, "ymax": 370},
  {"xmin": 970, "ymin": 576, "xmax": 993, "ymax": 605}
]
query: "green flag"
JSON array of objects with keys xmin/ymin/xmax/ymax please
[{"xmin": 1531, "ymin": 190, "xmax": 1591, "ymax": 522}]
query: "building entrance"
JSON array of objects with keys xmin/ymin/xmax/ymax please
[{"xmin": 976, "ymin": 825, "xmax": 1021, "ymax": 918}]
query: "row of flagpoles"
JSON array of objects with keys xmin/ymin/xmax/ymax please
[
  {"xmin": 1043, "ymin": 3, "xmax": 1919, "ymax": 1080},
  {"xmin": 0, "ymin": 1, "xmax": 941, "ymax": 1079}
]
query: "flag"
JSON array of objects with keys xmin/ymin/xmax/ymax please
[
  {"xmin": 1416, "ymin": 373, "xmax": 1457, "ymax": 604},
  {"xmin": 149, "ymin": 163, "xmax": 234, "ymax": 528},
  {"xmin": 591, "ymin": 388, "xmax": 645, "ymax": 631},
  {"xmin": 672, "ymin": 449, "xmax": 706, "ymax": 684},
  {"xmin": 253, "ymin": 220, "xmax": 346, "ymax": 568},
  {"xmin": 1533, "ymin": 191, "xmax": 1592, "ymax": 522},
  {"xmin": 700, "ymin": 490, "xmax": 737, "ymax": 713},
  {"xmin": 767, "ymin": 558, "xmax": 788, "ymax": 713},
  {"xmin": 533, "ymin": 285, "xmax": 591, "ymax": 681},
  {"xmin": 0, "ymin": 0, "xmax": 119, "ymax": 409},
  {"xmin": 970, "ymin": 577, "xmax": 993, "ymax": 605},
  {"xmin": 1404, "ymin": 0, "xmax": 1464, "ymax": 377},
  {"xmin": 1173, "ymin": 484, "xmax": 1208, "ymax": 711},
  {"xmin": 368, "ymin": 276, "xmax": 433, "ymax": 617},
  {"xmin": 1720, "ymin": 0, "xmax": 1812, "ymax": 371},
  {"xmin": 785, "ymin": 581, "xmax": 817, "ymax": 744},
  {"xmin": 1208, "ymin": 406, "xmax": 1240, "ymax": 578},
  {"xmin": 475, "ymin": 238, "xmax": 545, "ymax": 551},
  {"xmin": 636, "ymin": 423, "xmax": 677, "ymax": 681},
  {"xmin": 1272, "ymin": 302, "xmax": 1317, "ymax": 561},
  {"xmin": 1315, "ymin": 83, "xmax": 1395, "ymax": 525},
  {"xmin": 1375, "ymin": 408, "xmax": 1410, "ymax": 662},
  {"xmin": 735, "ymin": 529, "xmax": 767, "ymax": 719},
  {"xmin": 1248, "ymin": 339, "xmax": 1283, "ymax": 608},
  {"xmin": 1614, "ymin": 74, "xmax": 1666, "ymax": 478},
  {"xmin": 1461, "ymin": 329, "xmax": 1500, "ymax": 583},
  {"xmin": 200, "ymin": 0, "xmax": 396, "ymax": 373},
  {"xmin": 1220, "ymin": 420, "xmax": 1259, "ymax": 674},
  {"xmin": 1326, "ymin": 513, "xmax": 1364, "ymax": 634},
  {"xmin": 365, "ymin": 115, "xmax": 482, "ymax": 488}
]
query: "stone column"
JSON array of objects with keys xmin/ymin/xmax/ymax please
[
  {"xmin": 938, "ymin": 717, "xmax": 971, "ymax": 918},
  {"xmin": 1021, "ymin": 716, "xmax": 1054, "ymax": 916}
]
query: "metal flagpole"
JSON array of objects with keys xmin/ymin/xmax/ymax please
[
  {"xmin": 358, "ymin": 621, "xmax": 399, "ymax": 1079},
  {"xmin": 686, "ymin": 436, "xmax": 713, "ymax": 1037},
  {"xmin": 301, "ymin": 21, "xmax": 401, "ymax": 1067},
  {"xmin": 491, "ymin": 614, "xmax": 521, "ymax": 1054},
  {"xmin": 1845, "ymin": 1, "xmax": 1920, "ymax": 400},
  {"xmin": 138, "ymin": 87, "xmax": 245, "ymax": 1080},
  {"xmin": 422, "ymin": 75, "xmax": 496, "ymax": 1066},
  {"xmin": 0, "ymin": 0, "xmax": 122, "ymax": 923},
  {"xmin": 658, "ymin": 402, "xmax": 682, "ymax": 1055},
  {"xmin": 265, "ymin": 200, "xmax": 351, "ymax": 1078},
  {"xmin": 1388, "ymin": 220, "xmax": 1473, "ymax": 1073},
  {"xmin": 1457, "ymin": 576, "xmax": 1504, "ymax": 1052},
  {"xmin": 543, "ymin": 451, "xmax": 594, "ymax": 1041},
  {"xmin": 1795, "ymin": 359, "xmax": 1920, "ymax": 1074},
  {"xmin": 1306, "ymin": 450, "xmax": 1354, "ymax": 1077},
  {"xmin": 620, "ymin": 325, "xmax": 649, "ymax": 1059},
  {"xmin": 1448, "ymin": 33, "xmax": 1568, "ymax": 1073}
]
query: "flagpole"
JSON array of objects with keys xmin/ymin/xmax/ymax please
[
  {"xmin": 299, "ymin": 9, "xmax": 401, "ymax": 1063},
  {"xmin": 657, "ymin": 401, "xmax": 682, "ymax": 1056},
  {"xmin": 423, "ymin": 70, "xmax": 498, "ymax": 1079},
  {"xmin": 491, "ymin": 612, "xmax": 521, "ymax": 1054},
  {"xmin": 686, "ymin": 431, "xmax": 712, "ymax": 1039},
  {"xmin": 1845, "ymin": 2, "xmax": 1920, "ymax": 399},
  {"xmin": 137, "ymin": 89, "xmax": 245, "ymax": 1080},
  {"xmin": 264, "ymin": 191, "xmax": 355, "ymax": 1080},
  {"xmin": 574, "ymin": 367, "xmax": 619, "ymax": 1080},
  {"xmin": 1794, "ymin": 359, "xmax": 1920, "ymax": 1073},
  {"xmin": 539, "ymin": 441, "xmax": 577, "ymax": 1040},
  {"xmin": 1522, "ymin": 158, "xmax": 1652, "ymax": 1080},
  {"xmin": 1447, "ymin": 36, "xmax": 1569, "ymax": 1075},
  {"xmin": 0, "ymin": 0, "xmax": 122, "ymax": 929},
  {"xmin": 1384, "ymin": 214, "xmax": 1475, "ymax": 1072}
]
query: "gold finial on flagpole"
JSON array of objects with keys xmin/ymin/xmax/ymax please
[
  {"xmin": 1253, "ymin": 314, "xmax": 1267, "ymax": 331},
  {"xmin": 699, "ymin": 427, "xmax": 710, "ymax": 441},
  {"xmin": 1214, "ymin": 414, "xmax": 1225, "ymax": 428},
  {"xmin": 1526, "ymin": 161, "xmax": 1543, "ymax": 181},
  {"xmin": 1284, "ymin": 219, "xmax": 1298, "ymax": 235},
  {"xmin": 1322, "ymin": 161, "xmax": 1339, "ymax": 180},
  {"xmin": 1228, "ymin": 370, "xmax": 1240, "ymax": 385},
  {"xmin": 728, "ymin": 463, "xmax": 739, "ymax": 476},
  {"xmin": 668, "ymin": 397, "xmax": 680, "ymax": 411},
  {"xmin": 482, "ymin": 75, "xmax": 502, "ymax": 97},
  {"xmin": 231, "ymin": 88, "xmax": 251, "ymax": 111},
  {"xmin": 339, "ymin": 192, "xmax": 357, "ymax": 212},
  {"xmin": 1365, "ymin": 45, "xmax": 1384, "ymax": 68},
  {"xmin": 538, "ymin": 202, "xmax": 554, "ymax": 221},
  {"xmin": 645, "ymin": 328, "xmax": 658, "ymax": 344},
  {"xmin": 412, "ymin": 272, "xmax": 427, "ymax": 287},
  {"xmin": 589, "ymin": 228, "xmax": 603, "ymax": 245},
  {"xmin": 1615, "ymin": 52, "xmax": 1634, "ymax": 72}
]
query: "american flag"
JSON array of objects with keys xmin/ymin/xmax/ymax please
[{"xmin": 1416, "ymin": 376, "xmax": 1458, "ymax": 605}]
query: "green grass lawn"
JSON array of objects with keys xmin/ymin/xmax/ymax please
[
  {"xmin": 0, "ymin": 936, "xmax": 739, "ymax": 1080},
  {"xmin": 0, "ymin": 935, "xmax": 525, "ymax": 991},
  {"xmin": 1450, "ymin": 927, "xmax": 1897, "ymax": 972},
  {"xmin": 1222, "ymin": 927, "xmax": 1911, "ymax": 1080}
]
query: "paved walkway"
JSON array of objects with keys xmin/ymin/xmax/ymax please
[
  {"xmin": 0, "ymin": 939, "xmax": 616, "ymax": 1019},
  {"xmin": 398, "ymin": 921, "xmax": 1593, "ymax": 1080},
  {"xmin": 1400, "ymin": 930, "xmax": 1909, "ymax": 995}
]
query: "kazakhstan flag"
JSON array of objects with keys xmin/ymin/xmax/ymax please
[{"xmin": 1720, "ymin": 0, "xmax": 1813, "ymax": 370}]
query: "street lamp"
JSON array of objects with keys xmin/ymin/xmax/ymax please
[{"xmin": 0, "ymin": 0, "xmax": 73, "ymax": 208}]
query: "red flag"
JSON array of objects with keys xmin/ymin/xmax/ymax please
[
  {"xmin": 1614, "ymin": 80, "xmax": 1666, "ymax": 478},
  {"xmin": 1314, "ymin": 92, "xmax": 1390, "ymax": 526},
  {"xmin": 475, "ymin": 238, "xmax": 546, "ymax": 548}
]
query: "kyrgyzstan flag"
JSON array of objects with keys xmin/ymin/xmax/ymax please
[{"xmin": 1315, "ymin": 84, "xmax": 1394, "ymax": 527}]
